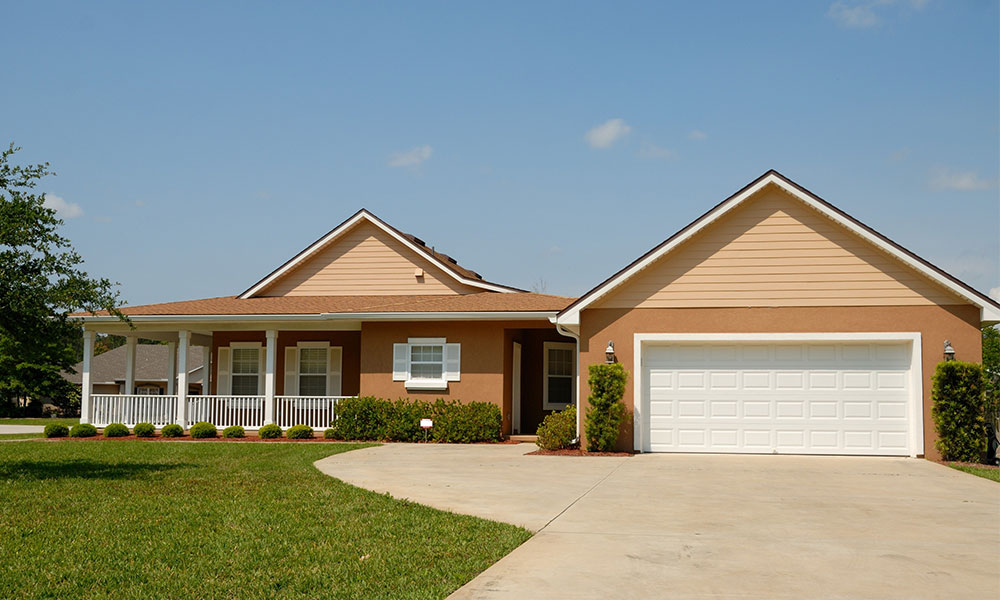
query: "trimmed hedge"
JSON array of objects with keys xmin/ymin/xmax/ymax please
[
  {"xmin": 189, "ymin": 422, "xmax": 218, "ymax": 439},
  {"xmin": 536, "ymin": 406, "xmax": 576, "ymax": 450},
  {"xmin": 160, "ymin": 424, "xmax": 183, "ymax": 438},
  {"xmin": 258, "ymin": 424, "xmax": 282, "ymax": 439},
  {"xmin": 222, "ymin": 425, "xmax": 245, "ymax": 439},
  {"xmin": 133, "ymin": 422, "xmax": 155, "ymax": 438},
  {"xmin": 44, "ymin": 423, "xmax": 69, "ymax": 438},
  {"xmin": 69, "ymin": 423, "xmax": 97, "ymax": 438},
  {"xmin": 932, "ymin": 360, "xmax": 987, "ymax": 462},
  {"xmin": 326, "ymin": 396, "xmax": 501, "ymax": 443},
  {"xmin": 286, "ymin": 424, "xmax": 314, "ymax": 439},
  {"xmin": 585, "ymin": 363, "xmax": 628, "ymax": 452},
  {"xmin": 103, "ymin": 423, "xmax": 130, "ymax": 438}
]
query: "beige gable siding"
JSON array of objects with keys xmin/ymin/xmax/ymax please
[
  {"xmin": 258, "ymin": 221, "xmax": 479, "ymax": 296},
  {"xmin": 595, "ymin": 185, "xmax": 966, "ymax": 309}
]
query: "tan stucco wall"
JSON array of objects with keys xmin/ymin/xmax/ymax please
[
  {"xmin": 578, "ymin": 305, "xmax": 983, "ymax": 459},
  {"xmin": 594, "ymin": 185, "xmax": 966, "ymax": 309}
]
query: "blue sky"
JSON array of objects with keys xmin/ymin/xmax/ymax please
[{"xmin": 3, "ymin": 1, "xmax": 998, "ymax": 305}]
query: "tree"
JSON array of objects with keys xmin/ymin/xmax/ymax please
[
  {"xmin": 584, "ymin": 362, "xmax": 627, "ymax": 452},
  {"xmin": 0, "ymin": 144, "xmax": 123, "ymax": 416},
  {"xmin": 983, "ymin": 325, "xmax": 1000, "ymax": 464}
]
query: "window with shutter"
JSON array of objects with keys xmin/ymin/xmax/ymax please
[
  {"xmin": 231, "ymin": 347, "xmax": 261, "ymax": 395},
  {"xmin": 398, "ymin": 338, "xmax": 457, "ymax": 390},
  {"xmin": 298, "ymin": 347, "xmax": 328, "ymax": 396}
]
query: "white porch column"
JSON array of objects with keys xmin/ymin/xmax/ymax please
[
  {"xmin": 80, "ymin": 329, "xmax": 95, "ymax": 424},
  {"xmin": 166, "ymin": 341, "xmax": 177, "ymax": 395},
  {"xmin": 124, "ymin": 334, "xmax": 137, "ymax": 395},
  {"xmin": 264, "ymin": 330, "xmax": 277, "ymax": 425},
  {"xmin": 177, "ymin": 330, "xmax": 190, "ymax": 429}
]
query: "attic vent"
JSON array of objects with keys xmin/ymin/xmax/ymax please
[
  {"xmin": 447, "ymin": 256, "xmax": 458, "ymax": 264},
  {"xmin": 408, "ymin": 235, "xmax": 426, "ymax": 246}
]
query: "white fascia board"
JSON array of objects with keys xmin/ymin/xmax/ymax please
[
  {"xmin": 239, "ymin": 211, "xmax": 514, "ymax": 298},
  {"xmin": 74, "ymin": 311, "xmax": 558, "ymax": 324},
  {"xmin": 557, "ymin": 173, "xmax": 999, "ymax": 325}
]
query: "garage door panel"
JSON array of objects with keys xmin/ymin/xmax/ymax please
[{"xmin": 642, "ymin": 341, "xmax": 913, "ymax": 456}]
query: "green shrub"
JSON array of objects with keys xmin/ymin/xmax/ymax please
[
  {"xmin": 932, "ymin": 361, "xmax": 987, "ymax": 462},
  {"xmin": 103, "ymin": 423, "xmax": 130, "ymax": 438},
  {"xmin": 160, "ymin": 424, "xmax": 183, "ymax": 438},
  {"xmin": 286, "ymin": 424, "xmax": 314, "ymax": 439},
  {"xmin": 133, "ymin": 422, "xmax": 155, "ymax": 438},
  {"xmin": 585, "ymin": 363, "xmax": 628, "ymax": 452},
  {"xmin": 323, "ymin": 428, "xmax": 337, "ymax": 439},
  {"xmin": 328, "ymin": 396, "xmax": 501, "ymax": 443},
  {"xmin": 536, "ymin": 406, "xmax": 577, "ymax": 450},
  {"xmin": 189, "ymin": 421, "xmax": 217, "ymax": 439},
  {"xmin": 222, "ymin": 425, "xmax": 245, "ymax": 439},
  {"xmin": 258, "ymin": 423, "xmax": 283, "ymax": 439},
  {"xmin": 43, "ymin": 423, "xmax": 69, "ymax": 438},
  {"xmin": 69, "ymin": 423, "xmax": 98, "ymax": 437}
]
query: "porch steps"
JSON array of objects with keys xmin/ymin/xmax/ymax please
[{"xmin": 508, "ymin": 434, "xmax": 538, "ymax": 443}]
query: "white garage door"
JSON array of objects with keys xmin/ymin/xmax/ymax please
[{"xmin": 641, "ymin": 341, "xmax": 915, "ymax": 456}]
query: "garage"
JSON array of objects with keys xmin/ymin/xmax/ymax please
[{"xmin": 637, "ymin": 335, "xmax": 921, "ymax": 456}]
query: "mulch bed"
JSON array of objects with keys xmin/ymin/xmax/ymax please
[{"xmin": 527, "ymin": 448, "xmax": 634, "ymax": 457}]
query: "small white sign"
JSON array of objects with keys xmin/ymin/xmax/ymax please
[{"xmin": 420, "ymin": 418, "xmax": 433, "ymax": 429}]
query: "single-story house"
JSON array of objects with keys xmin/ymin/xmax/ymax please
[
  {"xmin": 63, "ymin": 344, "xmax": 204, "ymax": 396},
  {"xmin": 75, "ymin": 170, "xmax": 999, "ymax": 459}
]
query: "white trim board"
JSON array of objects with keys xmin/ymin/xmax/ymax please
[
  {"xmin": 631, "ymin": 332, "xmax": 924, "ymax": 458},
  {"xmin": 239, "ymin": 209, "xmax": 519, "ymax": 298},
  {"xmin": 557, "ymin": 171, "xmax": 1000, "ymax": 325}
]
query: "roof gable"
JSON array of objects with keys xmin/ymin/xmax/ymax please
[
  {"xmin": 241, "ymin": 210, "xmax": 521, "ymax": 298},
  {"xmin": 558, "ymin": 171, "xmax": 1000, "ymax": 324}
]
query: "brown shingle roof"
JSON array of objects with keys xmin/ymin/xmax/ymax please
[
  {"xmin": 63, "ymin": 345, "xmax": 203, "ymax": 384},
  {"xmin": 80, "ymin": 293, "xmax": 575, "ymax": 317}
]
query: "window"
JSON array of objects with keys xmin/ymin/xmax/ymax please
[
  {"xmin": 298, "ymin": 347, "xmax": 328, "ymax": 396},
  {"xmin": 135, "ymin": 386, "xmax": 161, "ymax": 395},
  {"xmin": 543, "ymin": 342, "xmax": 575, "ymax": 410},
  {"xmin": 231, "ymin": 347, "xmax": 260, "ymax": 395},
  {"xmin": 393, "ymin": 338, "xmax": 460, "ymax": 390}
]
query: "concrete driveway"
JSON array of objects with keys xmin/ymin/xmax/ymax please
[
  {"xmin": 315, "ymin": 445, "xmax": 1000, "ymax": 600},
  {"xmin": 0, "ymin": 425, "xmax": 44, "ymax": 434}
]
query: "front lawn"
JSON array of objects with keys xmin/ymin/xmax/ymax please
[
  {"xmin": 948, "ymin": 463, "xmax": 1000, "ymax": 483},
  {"xmin": 0, "ymin": 417, "xmax": 79, "ymax": 426},
  {"xmin": 0, "ymin": 442, "xmax": 530, "ymax": 599},
  {"xmin": 0, "ymin": 433, "xmax": 42, "ymax": 440}
]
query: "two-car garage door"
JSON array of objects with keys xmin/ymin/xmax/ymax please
[{"xmin": 640, "ymin": 339, "xmax": 917, "ymax": 456}]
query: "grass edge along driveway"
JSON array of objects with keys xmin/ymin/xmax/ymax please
[{"xmin": 0, "ymin": 441, "xmax": 531, "ymax": 599}]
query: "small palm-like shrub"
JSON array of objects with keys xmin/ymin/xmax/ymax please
[
  {"xmin": 189, "ymin": 422, "xmax": 218, "ymax": 439},
  {"xmin": 536, "ymin": 406, "xmax": 577, "ymax": 450},
  {"xmin": 222, "ymin": 425, "xmax": 245, "ymax": 439},
  {"xmin": 160, "ymin": 424, "xmax": 183, "ymax": 438},
  {"xmin": 286, "ymin": 424, "xmax": 314, "ymax": 439},
  {"xmin": 103, "ymin": 423, "xmax": 130, "ymax": 438},
  {"xmin": 43, "ymin": 423, "xmax": 69, "ymax": 438},
  {"xmin": 133, "ymin": 422, "xmax": 156, "ymax": 437},
  {"xmin": 69, "ymin": 423, "xmax": 98, "ymax": 438},
  {"xmin": 258, "ymin": 424, "xmax": 282, "ymax": 439}
]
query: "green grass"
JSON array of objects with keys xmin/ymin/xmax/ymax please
[
  {"xmin": 949, "ymin": 464, "xmax": 1000, "ymax": 482},
  {"xmin": 0, "ymin": 417, "xmax": 79, "ymax": 426},
  {"xmin": 0, "ymin": 433, "xmax": 43, "ymax": 440},
  {"xmin": 0, "ymin": 442, "xmax": 531, "ymax": 599}
]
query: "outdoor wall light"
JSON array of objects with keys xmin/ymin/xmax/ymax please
[
  {"xmin": 605, "ymin": 341, "xmax": 616, "ymax": 364},
  {"xmin": 943, "ymin": 340, "xmax": 956, "ymax": 361}
]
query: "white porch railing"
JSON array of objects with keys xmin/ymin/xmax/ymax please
[
  {"xmin": 187, "ymin": 395, "xmax": 266, "ymax": 429},
  {"xmin": 91, "ymin": 394, "xmax": 178, "ymax": 427},
  {"xmin": 275, "ymin": 396, "xmax": 349, "ymax": 429}
]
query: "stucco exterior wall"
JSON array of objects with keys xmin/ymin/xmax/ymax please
[{"xmin": 578, "ymin": 305, "xmax": 982, "ymax": 459}]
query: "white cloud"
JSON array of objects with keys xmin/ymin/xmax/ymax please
[
  {"xmin": 135, "ymin": 200, "xmax": 145, "ymax": 207},
  {"xmin": 688, "ymin": 129, "xmax": 707, "ymax": 141},
  {"xmin": 43, "ymin": 193, "xmax": 83, "ymax": 219},
  {"xmin": 638, "ymin": 142, "xmax": 676, "ymax": 160},
  {"xmin": 585, "ymin": 118, "xmax": 631, "ymax": 149},
  {"xmin": 990, "ymin": 287, "xmax": 1000, "ymax": 303},
  {"xmin": 388, "ymin": 145, "xmax": 433, "ymax": 168},
  {"xmin": 827, "ymin": 0, "xmax": 929, "ymax": 29},
  {"xmin": 930, "ymin": 169, "xmax": 998, "ymax": 192}
]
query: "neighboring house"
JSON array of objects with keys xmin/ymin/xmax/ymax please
[
  {"xmin": 75, "ymin": 171, "xmax": 1000, "ymax": 459},
  {"xmin": 63, "ymin": 344, "xmax": 204, "ymax": 395}
]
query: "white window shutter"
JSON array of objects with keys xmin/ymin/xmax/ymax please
[
  {"xmin": 217, "ymin": 347, "xmax": 231, "ymax": 395},
  {"xmin": 328, "ymin": 346, "xmax": 343, "ymax": 396},
  {"xmin": 445, "ymin": 343, "xmax": 461, "ymax": 382},
  {"xmin": 284, "ymin": 346, "xmax": 298, "ymax": 396},
  {"xmin": 257, "ymin": 349, "xmax": 266, "ymax": 395},
  {"xmin": 392, "ymin": 344, "xmax": 408, "ymax": 381}
]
